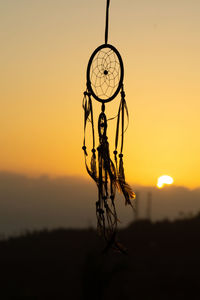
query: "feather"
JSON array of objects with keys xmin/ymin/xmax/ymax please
[{"xmin": 117, "ymin": 156, "xmax": 136, "ymax": 206}]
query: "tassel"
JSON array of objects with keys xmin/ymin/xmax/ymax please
[
  {"xmin": 96, "ymin": 110, "xmax": 119, "ymax": 248},
  {"xmin": 114, "ymin": 86, "xmax": 136, "ymax": 206},
  {"xmin": 82, "ymin": 86, "xmax": 135, "ymax": 252},
  {"xmin": 82, "ymin": 90, "xmax": 97, "ymax": 183}
]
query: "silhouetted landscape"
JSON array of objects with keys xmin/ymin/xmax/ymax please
[{"xmin": 1, "ymin": 214, "xmax": 200, "ymax": 299}]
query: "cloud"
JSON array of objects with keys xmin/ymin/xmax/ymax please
[{"xmin": 0, "ymin": 172, "xmax": 200, "ymax": 236}]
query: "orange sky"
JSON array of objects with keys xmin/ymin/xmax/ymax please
[{"xmin": 1, "ymin": 0, "xmax": 200, "ymax": 188}]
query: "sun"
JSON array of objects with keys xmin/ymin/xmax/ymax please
[{"xmin": 157, "ymin": 175, "xmax": 174, "ymax": 188}]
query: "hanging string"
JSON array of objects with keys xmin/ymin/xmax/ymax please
[
  {"xmin": 114, "ymin": 85, "xmax": 127, "ymax": 159},
  {"xmin": 105, "ymin": 0, "xmax": 110, "ymax": 44},
  {"xmin": 82, "ymin": 92, "xmax": 89, "ymax": 156},
  {"xmin": 120, "ymin": 87, "xmax": 125, "ymax": 154},
  {"xmin": 82, "ymin": 90, "xmax": 97, "ymax": 183},
  {"xmin": 82, "ymin": 91, "xmax": 95, "ymax": 153}
]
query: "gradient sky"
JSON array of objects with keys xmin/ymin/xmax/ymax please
[{"xmin": 1, "ymin": 0, "xmax": 200, "ymax": 188}]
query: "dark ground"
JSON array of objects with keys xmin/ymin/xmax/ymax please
[{"xmin": 1, "ymin": 214, "xmax": 200, "ymax": 299}]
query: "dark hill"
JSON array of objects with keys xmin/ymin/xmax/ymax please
[{"xmin": 1, "ymin": 214, "xmax": 200, "ymax": 299}]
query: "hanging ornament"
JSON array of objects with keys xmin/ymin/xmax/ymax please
[{"xmin": 82, "ymin": 0, "xmax": 135, "ymax": 252}]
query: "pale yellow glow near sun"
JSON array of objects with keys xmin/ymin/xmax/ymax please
[{"xmin": 157, "ymin": 175, "xmax": 174, "ymax": 189}]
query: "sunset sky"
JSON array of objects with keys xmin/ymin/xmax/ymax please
[{"xmin": 1, "ymin": 0, "xmax": 200, "ymax": 189}]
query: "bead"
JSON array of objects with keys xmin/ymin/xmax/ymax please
[{"xmin": 119, "ymin": 153, "xmax": 123, "ymax": 158}]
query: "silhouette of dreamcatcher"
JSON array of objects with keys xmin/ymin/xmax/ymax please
[{"xmin": 82, "ymin": 0, "xmax": 135, "ymax": 253}]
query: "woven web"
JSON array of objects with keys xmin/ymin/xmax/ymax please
[{"xmin": 90, "ymin": 48, "xmax": 121, "ymax": 100}]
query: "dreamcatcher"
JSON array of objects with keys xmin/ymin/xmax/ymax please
[{"xmin": 82, "ymin": 0, "xmax": 135, "ymax": 252}]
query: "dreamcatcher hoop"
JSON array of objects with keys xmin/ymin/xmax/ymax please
[{"xmin": 87, "ymin": 44, "xmax": 124, "ymax": 103}]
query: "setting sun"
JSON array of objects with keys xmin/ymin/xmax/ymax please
[{"xmin": 157, "ymin": 175, "xmax": 174, "ymax": 189}]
